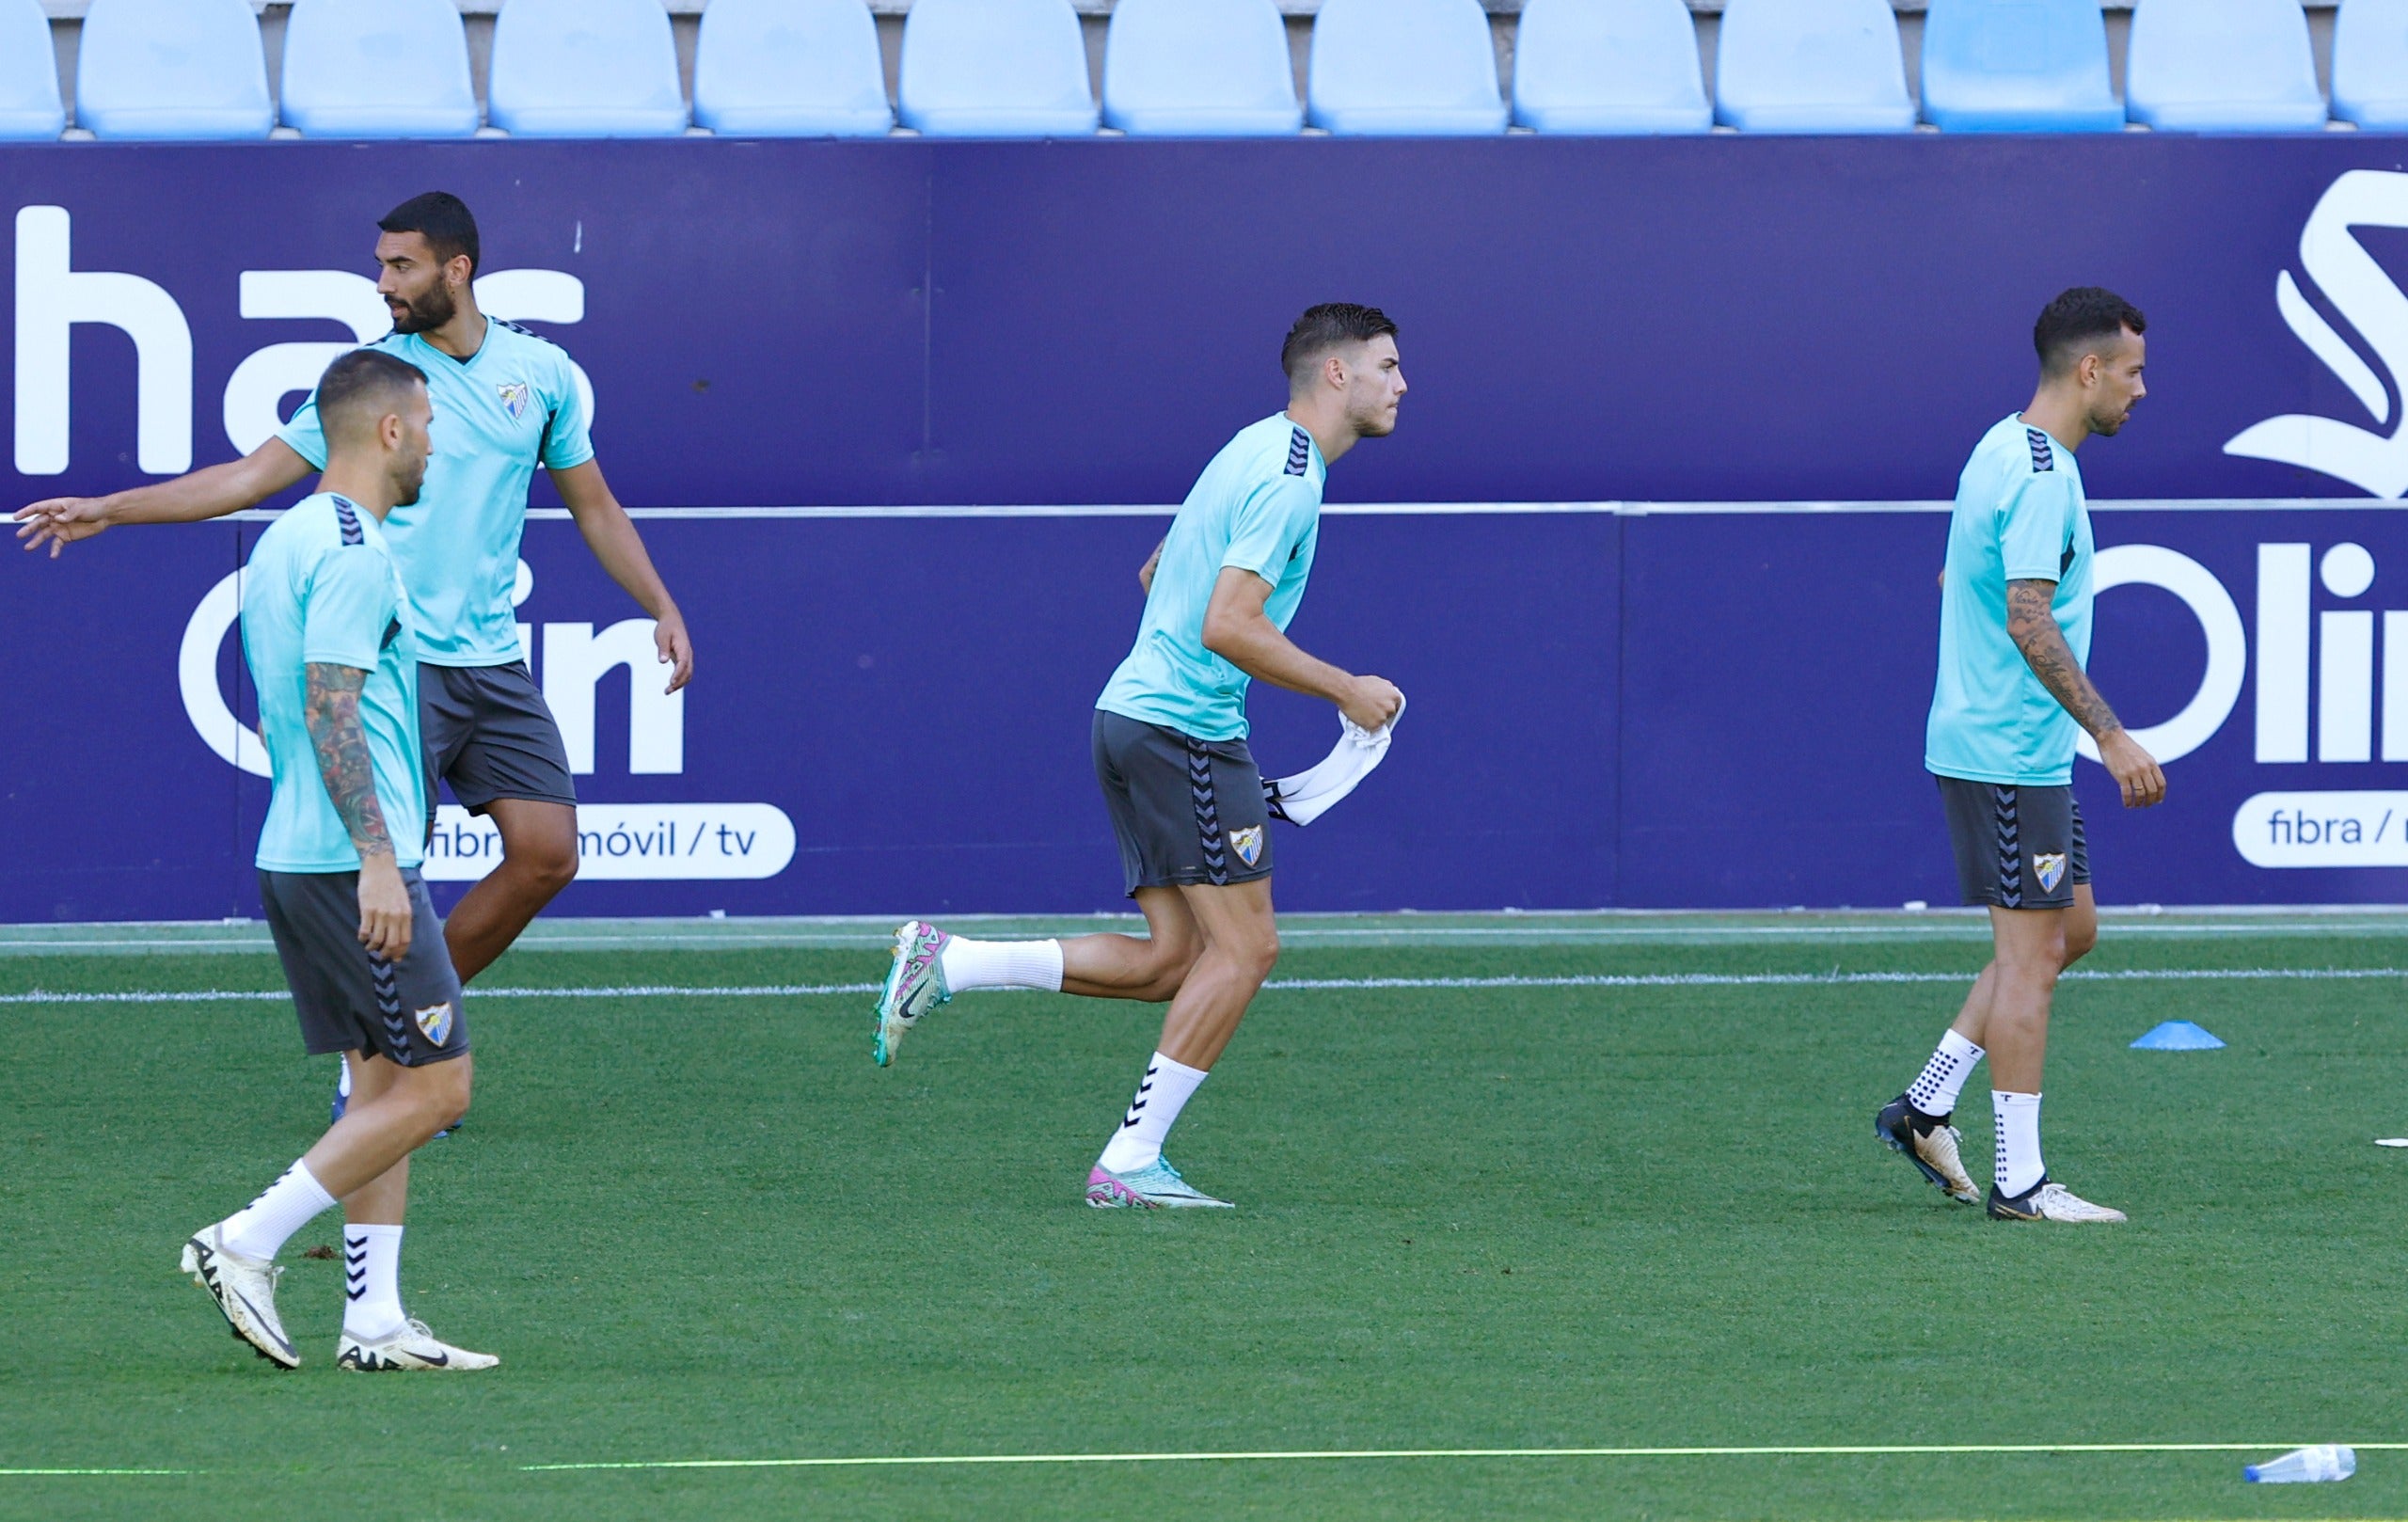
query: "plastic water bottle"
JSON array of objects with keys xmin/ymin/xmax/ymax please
[{"xmin": 2244, "ymin": 1446, "xmax": 2356, "ymax": 1483}]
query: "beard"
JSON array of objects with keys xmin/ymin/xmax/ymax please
[
  {"xmin": 389, "ymin": 283, "xmax": 457, "ymax": 335},
  {"xmin": 396, "ymin": 459, "xmax": 429, "ymax": 507}
]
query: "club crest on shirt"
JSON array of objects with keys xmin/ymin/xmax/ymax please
[
  {"xmin": 2033, "ymin": 852, "xmax": 2067, "ymax": 894},
  {"xmin": 496, "ymin": 381, "xmax": 531, "ymax": 420},
  {"xmin": 1229, "ymin": 825, "xmax": 1264, "ymax": 867},
  {"xmin": 414, "ymin": 1001, "xmax": 455, "ymax": 1045}
]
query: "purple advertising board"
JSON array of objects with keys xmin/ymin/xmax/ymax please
[{"xmin": 4, "ymin": 138, "xmax": 2407, "ymax": 918}]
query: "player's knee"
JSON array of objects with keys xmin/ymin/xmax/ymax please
[
  {"xmin": 511, "ymin": 833, "xmax": 578, "ymax": 895},
  {"xmin": 412, "ymin": 1059, "xmax": 472, "ymax": 1128},
  {"xmin": 2060, "ymin": 921, "xmax": 2097, "ymax": 967},
  {"xmin": 1228, "ymin": 924, "xmax": 1280, "ymax": 984}
]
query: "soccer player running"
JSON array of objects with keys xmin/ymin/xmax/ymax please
[
  {"xmin": 1877, "ymin": 288, "xmax": 2166, "ymax": 1225},
  {"xmin": 17, "ymin": 192, "xmax": 692, "ymax": 1116},
  {"xmin": 871, "ymin": 304, "xmax": 1408, "ymax": 1209},
  {"xmin": 182, "ymin": 349, "xmax": 494, "ymax": 1371}
]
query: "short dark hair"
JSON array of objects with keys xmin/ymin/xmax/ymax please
[
  {"xmin": 2034, "ymin": 287, "xmax": 2146, "ymax": 374},
  {"xmin": 1282, "ymin": 303, "xmax": 1399, "ymax": 389},
  {"xmin": 317, "ymin": 348, "xmax": 426, "ymax": 442},
  {"xmin": 379, "ymin": 191, "xmax": 480, "ymax": 277}
]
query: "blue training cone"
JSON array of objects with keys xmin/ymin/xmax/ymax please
[{"xmin": 2131, "ymin": 1020, "xmax": 2226, "ymax": 1051}]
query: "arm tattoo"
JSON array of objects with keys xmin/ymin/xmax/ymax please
[
  {"xmin": 2005, "ymin": 579, "xmax": 2122, "ymax": 738},
  {"xmin": 302, "ymin": 662, "xmax": 394, "ymax": 860}
]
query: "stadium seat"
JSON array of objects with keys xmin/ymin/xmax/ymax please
[
  {"xmin": 1102, "ymin": 0, "xmax": 1301, "ymax": 136},
  {"xmin": 1512, "ymin": 0, "xmax": 1710, "ymax": 135},
  {"xmin": 694, "ymin": 0, "xmax": 893, "ymax": 137},
  {"xmin": 898, "ymin": 0, "xmax": 1100, "ymax": 137},
  {"xmin": 488, "ymin": 0, "xmax": 689, "ymax": 138},
  {"xmin": 2333, "ymin": 0, "xmax": 2408, "ymax": 129},
  {"xmin": 1308, "ymin": 0, "xmax": 1508, "ymax": 135},
  {"xmin": 1713, "ymin": 0, "xmax": 1916, "ymax": 133},
  {"xmin": 280, "ymin": 0, "xmax": 479, "ymax": 139},
  {"xmin": 75, "ymin": 0, "xmax": 273, "ymax": 140},
  {"xmin": 2124, "ymin": 0, "xmax": 2326, "ymax": 132},
  {"xmin": 1920, "ymin": 0, "xmax": 2121, "ymax": 131},
  {"xmin": 0, "ymin": 0, "xmax": 62, "ymax": 140}
]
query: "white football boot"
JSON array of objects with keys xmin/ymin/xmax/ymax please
[{"xmin": 337, "ymin": 1318, "xmax": 499, "ymax": 1371}]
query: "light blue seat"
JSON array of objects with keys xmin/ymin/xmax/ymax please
[
  {"xmin": 2333, "ymin": 0, "xmax": 2408, "ymax": 129},
  {"xmin": 899, "ymin": 0, "xmax": 1099, "ymax": 137},
  {"xmin": 1922, "ymin": 0, "xmax": 2121, "ymax": 131},
  {"xmin": 0, "ymin": 0, "xmax": 63, "ymax": 139},
  {"xmin": 1103, "ymin": 0, "xmax": 1300, "ymax": 136},
  {"xmin": 1308, "ymin": 0, "xmax": 1507, "ymax": 135},
  {"xmin": 488, "ymin": 0, "xmax": 688, "ymax": 137},
  {"xmin": 1714, "ymin": 0, "xmax": 1916, "ymax": 133},
  {"xmin": 2125, "ymin": 0, "xmax": 2326, "ymax": 132},
  {"xmin": 281, "ymin": 0, "xmax": 478, "ymax": 139},
  {"xmin": 76, "ymin": 0, "xmax": 273, "ymax": 140},
  {"xmin": 1512, "ymin": 0, "xmax": 1709, "ymax": 135},
  {"xmin": 695, "ymin": 0, "xmax": 892, "ymax": 137}
]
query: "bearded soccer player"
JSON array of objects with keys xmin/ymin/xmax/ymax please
[
  {"xmin": 182, "ymin": 349, "xmax": 494, "ymax": 1371},
  {"xmin": 1877, "ymin": 287, "xmax": 2166, "ymax": 1225},
  {"xmin": 17, "ymin": 192, "xmax": 692, "ymax": 1118},
  {"xmin": 869, "ymin": 304, "xmax": 1407, "ymax": 1210}
]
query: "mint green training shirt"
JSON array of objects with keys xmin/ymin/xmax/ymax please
[
  {"xmin": 242, "ymin": 493, "xmax": 427, "ymax": 873},
  {"xmin": 279, "ymin": 321, "xmax": 594, "ymax": 667},
  {"xmin": 1925, "ymin": 414, "xmax": 2096, "ymax": 787},
  {"xmin": 1098, "ymin": 413, "xmax": 1326, "ymax": 742}
]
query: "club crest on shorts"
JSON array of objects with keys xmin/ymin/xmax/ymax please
[
  {"xmin": 2033, "ymin": 852, "xmax": 2067, "ymax": 894},
  {"xmin": 414, "ymin": 1002, "xmax": 455, "ymax": 1045},
  {"xmin": 1228, "ymin": 825, "xmax": 1264, "ymax": 868},
  {"xmin": 496, "ymin": 381, "xmax": 531, "ymax": 420}
]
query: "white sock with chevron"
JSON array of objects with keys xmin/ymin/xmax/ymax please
[
  {"xmin": 939, "ymin": 937, "xmax": 1065, "ymax": 992},
  {"xmin": 341, "ymin": 1224, "xmax": 407, "ymax": 1341},
  {"xmin": 219, "ymin": 1159, "xmax": 337, "ymax": 1260},
  {"xmin": 1907, "ymin": 1029, "xmax": 1984, "ymax": 1118},
  {"xmin": 1097, "ymin": 1051, "xmax": 1208, "ymax": 1173}
]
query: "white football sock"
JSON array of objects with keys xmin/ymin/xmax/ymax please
[
  {"xmin": 1993, "ymin": 1091, "xmax": 2045, "ymax": 1196},
  {"xmin": 337, "ymin": 1059, "xmax": 353, "ymax": 1103},
  {"xmin": 1098, "ymin": 1052, "xmax": 1209, "ymax": 1173},
  {"xmin": 219, "ymin": 1160, "xmax": 337, "ymax": 1260},
  {"xmin": 939, "ymin": 937, "xmax": 1065, "ymax": 992},
  {"xmin": 1907, "ymin": 1030, "xmax": 1984, "ymax": 1118},
  {"xmin": 342, "ymin": 1224, "xmax": 407, "ymax": 1341}
]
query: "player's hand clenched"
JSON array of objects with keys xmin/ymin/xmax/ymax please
[
  {"xmin": 1340, "ymin": 675, "xmax": 1404, "ymax": 733},
  {"xmin": 2098, "ymin": 729, "xmax": 2166, "ymax": 809},
  {"xmin": 14, "ymin": 498, "xmax": 112, "ymax": 558},
  {"xmin": 356, "ymin": 853, "xmax": 414, "ymax": 961}
]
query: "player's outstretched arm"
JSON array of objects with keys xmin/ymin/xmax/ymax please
[
  {"xmin": 1138, "ymin": 537, "xmax": 1165, "ymax": 595},
  {"xmin": 551, "ymin": 459, "xmax": 693, "ymax": 693},
  {"xmin": 1199, "ymin": 566, "xmax": 1402, "ymax": 732},
  {"xmin": 13, "ymin": 437, "xmax": 314, "ymax": 558},
  {"xmin": 2005, "ymin": 577, "xmax": 2166, "ymax": 809},
  {"xmin": 303, "ymin": 660, "xmax": 412, "ymax": 960}
]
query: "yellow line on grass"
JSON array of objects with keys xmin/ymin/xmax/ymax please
[{"xmin": 522, "ymin": 1441, "xmax": 2408, "ymax": 1472}]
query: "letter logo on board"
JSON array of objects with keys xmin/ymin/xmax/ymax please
[{"xmin": 2226, "ymin": 170, "xmax": 2408, "ymax": 499}]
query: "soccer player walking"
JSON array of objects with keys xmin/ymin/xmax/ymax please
[
  {"xmin": 182, "ymin": 349, "xmax": 493, "ymax": 1371},
  {"xmin": 872, "ymin": 304, "xmax": 1408, "ymax": 1209},
  {"xmin": 18, "ymin": 193, "xmax": 691, "ymax": 1114},
  {"xmin": 1877, "ymin": 288, "xmax": 2165, "ymax": 1224}
]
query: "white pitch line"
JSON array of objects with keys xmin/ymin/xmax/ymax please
[
  {"xmin": 4, "ymin": 966, "xmax": 2403, "ymax": 1007},
  {"xmin": 521, "ymin": 1439, "xmax": 2408, "ymax": 1473}
]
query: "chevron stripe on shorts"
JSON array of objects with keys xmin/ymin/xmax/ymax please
[
  {"xmin": 1991, "ymin": 785, "xmax": 2023, "ymax": 909},
  {"xmin": 369, "ymin": 951, "xmax": 412, "ymax": 1054},
  {"xmin": 1186, "ymin": 735, "xmax": 1228, "ymax": 886}
]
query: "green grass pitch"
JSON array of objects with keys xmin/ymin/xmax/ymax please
[{"xmin": 5, "ymin": 914, "xmax": 2408, "ymax": 1521}]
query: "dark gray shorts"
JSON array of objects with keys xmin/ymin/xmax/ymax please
[
  {"xmin": 1935, "ymin": 774, "xmax": 2091, "ymax": 911},
  {"xmin": 1093, "ymin": 709, "xmax": 1274, "ymax": 896},
  {"xmin": 420, "ymin": 660, "xmax": 578, "ymax": 816},
  {"xmin": 258, "ymin": 868, "xmax": 469, "ymax": 1066}
]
